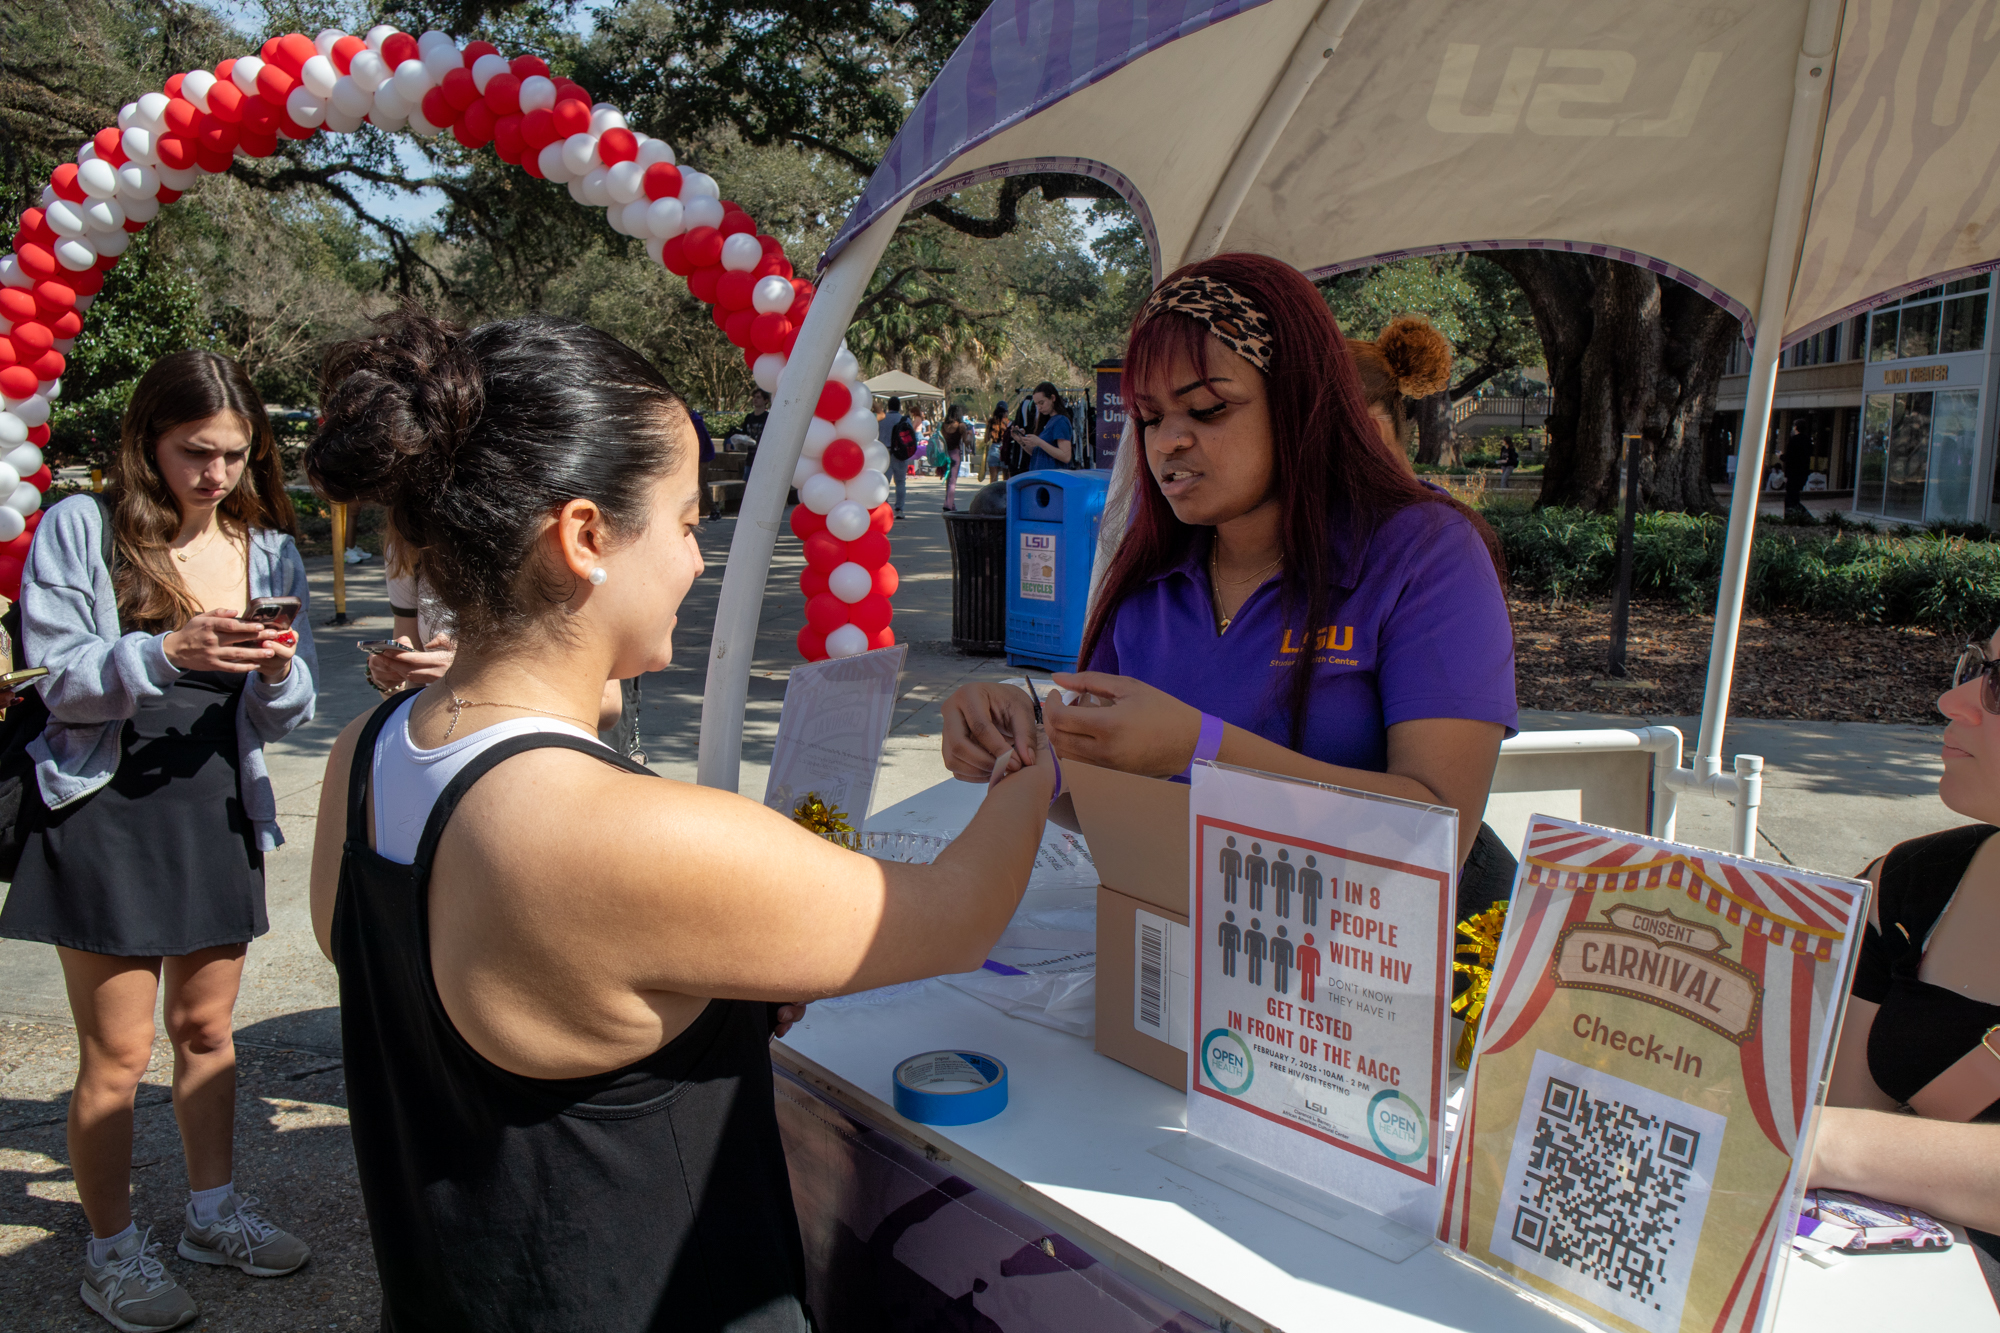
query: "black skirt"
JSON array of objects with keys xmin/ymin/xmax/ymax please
[{"xmin": 0, "ymin": 671, "xmax": 265, "ymax": 957}]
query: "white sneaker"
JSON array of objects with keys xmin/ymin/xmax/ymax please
[
  {"xmin": 177, "ymin": 1193, "xmax": 310, "ymax": 1277},
  {"xmin": 80, "ymin": 1226, "xmax": 197, "ymax": 1332}
]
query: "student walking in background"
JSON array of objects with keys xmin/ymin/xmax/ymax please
[
  {"xmin": 0, "ymin": 351, "xmax": 318, "ymax": 1331},
  {"xmin": 940, "ymin": 405, "xmax": 969, "ymax": 510},
  {"xmin": 983, "ymin": 401, "xmax": 1012, "ymax": 481}
]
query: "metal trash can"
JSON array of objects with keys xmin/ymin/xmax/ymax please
[
  {"xmin": 1005, "ymin": 470, "xmax": 1110, "ymax": 671},
  {"xmin": 943, "ymin": 510, "xmax": 1007, "ymax": 655}
]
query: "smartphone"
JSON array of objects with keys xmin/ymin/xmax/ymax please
[
  {"xmin": 0, "ymin": 666, "xmax": 48, "ymax": 689},
  {"xmin": 357, "ymin": 640, "xmax": 411, "ymax": 656},
  {"xmin": 244, "ymin": 597, "xmax": 302, "ymax": 631}
]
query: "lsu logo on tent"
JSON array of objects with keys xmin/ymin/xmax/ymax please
[{"xmin": 1427, "ymin": 45, "xmax": 1723, "ymax": 138}]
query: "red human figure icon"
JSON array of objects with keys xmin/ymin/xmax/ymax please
[{"xmin": 1298, "ymin": 932, "xmax": 1322, "ymax": 1002}]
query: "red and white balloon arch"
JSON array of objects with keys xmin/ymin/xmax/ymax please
[{"xmin": 0, "ymin": 22, "xmax": 895, "ymax": 659}]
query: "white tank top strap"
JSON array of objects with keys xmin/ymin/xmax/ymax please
[{"xmin": 370, "ymin": 692, "xmax": 603, "ymax": 865}]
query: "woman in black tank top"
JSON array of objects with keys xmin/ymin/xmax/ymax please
[
  {"xmin": 1813, "ymin": 631, "xmax": 2000, "ymax": 1296},
  {"xmin": 305, "ymin": 311, "xmax": 1056, "ymax": 1331}
]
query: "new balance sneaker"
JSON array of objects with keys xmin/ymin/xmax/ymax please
[
  {"xmin": 177, "ymin": 1193, "xmax": 310, "ymax": 1277},
  {"xmin": 80, "ymin": 1226, "xmax": 197, "ymax": 1332}
]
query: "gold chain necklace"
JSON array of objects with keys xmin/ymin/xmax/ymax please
[
  {"xmin": 173, "ymin": 524, "xmax": 228, "ymax": 563},
  {"xmin": 1208, "ymin": 545, "xmax": 1281, "ymax": 633},
  {"xmin": 439, "ymin": 686, "xmax": 600, "ymax": 742}
]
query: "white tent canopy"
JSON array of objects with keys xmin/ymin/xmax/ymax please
[
  {"xmin": 697, "ymin": 0, "xmax": 2000, "ymax": 807},
  {"xmin": 864, "ymin": 370, "xmax": 949, "ymax": 400}
]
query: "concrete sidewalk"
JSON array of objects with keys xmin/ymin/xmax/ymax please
[{"xmin": 0, "ymin": 468, "xmax": 1959, "ymax": 1329}]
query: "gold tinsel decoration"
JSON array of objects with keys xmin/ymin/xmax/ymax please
[
  {"xmin": 1450, "ymin": 903, "xmax": 1509, "ymax": 1071},
  {"xmin": 792, "ymin": 793, "xmax": 856, "ymax": 845}
]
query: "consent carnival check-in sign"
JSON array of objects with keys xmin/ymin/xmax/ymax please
[
  {"xmin": 1441, "ymin": 817, "xmax": 1865, "ymax": 1333},
  {"xmin": 1186, "ymin": 761, "xmax": 1456, "ymax": 1233}
]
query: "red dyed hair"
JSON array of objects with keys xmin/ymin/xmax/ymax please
[{"xmin": 1077, "ymin": 253, "xmax": 1502, "ymax": 749}]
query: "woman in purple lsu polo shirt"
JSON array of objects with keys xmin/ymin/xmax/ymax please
[{"xmin": 943, "ymin": 253, "xmax": 1519, "ymax": 920}]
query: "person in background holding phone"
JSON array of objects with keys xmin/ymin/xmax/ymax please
[
  {"xmin": 1012, "ymin": 382, "xmax": 1075, "ymax": 472},
  {"xmin": 939, "ymin": 405, "xmax": 969, "ymax": 511},
  {"xmin": 0, "ymin": 351, "xmax": 318, "ymax": 1331}
]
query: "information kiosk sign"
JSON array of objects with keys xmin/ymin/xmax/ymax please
[
  {"xmin": 1441, "ymin": 817, "xmax": 1866, "ymax": 1333},
  {"xmin": 1185, "ymin": 761, "xmax": 1457, "ymax": 1235}
]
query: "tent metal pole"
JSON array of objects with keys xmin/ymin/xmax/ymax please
[
  {"xmin": 1181, "ymin": 0, "xmax": 1364, "ymax": 265},
  {"xmin": 695, "ymin": 200, "xmax": 912, "ymax": 793}
]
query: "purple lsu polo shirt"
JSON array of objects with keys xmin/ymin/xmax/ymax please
[{"xmin": 1085, "ymin": 498, "xmax": 1518, "ymax": 774}]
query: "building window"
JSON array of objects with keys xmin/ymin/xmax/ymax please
[{"xmin": 1868, "ymin": 273, "xmax": 1991, "ymax": 362}]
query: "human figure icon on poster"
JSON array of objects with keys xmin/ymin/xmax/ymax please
[
  {"xmin": 1246, "ymin": 843, "xmax": 1269, "ymax": 911},
  {"xmin": 1244, "ymin": 917, "xmax": 1268, "ymax": 986},
  {"xmin": 1217, "ymin": 910, "xmax": 1242, "ymax": 977},
  {"xmin": 1297, "ymin": 932, "xmax": 1321, "ymax": 1001},
  {"xmin": 1219, "ymin": 835, "xmax": 1242, "ymax": 904},
  {"xmin": 1272, "ymin": 848, "xmax": 1295, "ymax": 918},
  {"xmin": 1299, "ymin": 855, "xmax": 1324, "ymax": 926},
  {"xmin": 1270, "ymin": 925, "xmax": 1294, "ymax": 994}
]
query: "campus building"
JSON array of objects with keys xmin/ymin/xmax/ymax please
[{"xmin": 1714, "ymin": 271, "xmax": 1998, "ymax": 525}]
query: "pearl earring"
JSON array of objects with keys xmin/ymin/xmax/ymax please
[{"xmin": 588, "ymin": 567, "xmax": 608, "ymax": 585}]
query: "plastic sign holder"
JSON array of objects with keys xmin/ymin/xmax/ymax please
[{"xmin": 762, "ymin": 644, "xmax": 907, "ymax": 825}]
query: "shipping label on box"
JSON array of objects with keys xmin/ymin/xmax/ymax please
[{"xmin": 1133, "ymin": 908, "xmax": 1190, "ymax": 1052}]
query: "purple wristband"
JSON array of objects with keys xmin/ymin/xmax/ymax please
[{"xmin": 1183, "ymin": 713, "xmax": 1225, "ymax": 779}]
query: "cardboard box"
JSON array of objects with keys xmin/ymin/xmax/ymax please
[{"xmin": 1066, "ymin": 760, "xmax": 1193, "ymax": 1088}]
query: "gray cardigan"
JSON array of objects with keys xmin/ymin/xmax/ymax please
[{"xmin": 21, "ymin": 494, "xmax": 318, "ymax": 851}]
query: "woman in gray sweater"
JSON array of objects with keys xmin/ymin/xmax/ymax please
[{"xmin": 0, "ymin": 351, "xmax": 317, "ymax": 1331}]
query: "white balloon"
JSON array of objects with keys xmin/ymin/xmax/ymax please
[
  {"xmin": 367, "ymin": 108, "xmax": 407, "ymax": 132},
  {"xmin": 53, "ymin": 337, "xmax": 74, "ymax": 354},
  {"xmin": 606, "ymin": 159, "xmax": 645, "ymax": 204},
  {"xmin": 565, "ymin": 177, "xmax": 590, "ymax": 205},
  {"xmin": 799, "ymin": 473, "xmax": 847, "ymax": 515},
  {"xmin": 683, "ymin": 197, "xmax": 724, "ymax": 232},
  {"xmin": 802, "ymin": 418, "xmax": 836, "ymax": 459},
  {"xmin": 316, "ymin": 29, "xmax": 346, "ymax": 57},
  {"xmin": 407, "ymin": 106, "xmax": 441, "ymax": 138},
  {"xmin": 0, "ymin": 416, "xmax": 24, "ymax": 448},
  {"xmin": 0, "ymin": 257, "xmax": 25, "ymax": 288},
  {"xmin": 831, "ymin": 344, "xmax": 861, "ymax": 380},
  {"xmin": 137, "ymin": 92, "xmax": 170, "ymax": 125},
  {"xmin": 417, "ymin": 29, "xmax": 452, "ymax": 53},
  {"xmin": 862, "ymin": 442, "xmax": 891, "ymax": 474},
  {"xmin": 158, "ymin": 163, "xmax": 196, "ymax": 191},
  {"xmin": 301, "ymin": 54, "xmax": 337, "ymax": 99},
  {"xmin": 181, "ymin": 70, "xmax": 216, "ymax": 114},
  {"xmin": 7, "ymin": 483, "xmax": 42, "ymax": 518},
  {"xmin": 825, "ymin": 624, "xmax": 870, "ymax": 659},
  {"xmin": 0, "ymin": 507, "xmax": 22, "ymax": 543},
  {"xmin": 420, "ymin": 42, "xmax": 463, "ymax": 82},
  {"xmin": 0, "ymin": 462, "xmax": 19, "ymax": 494},
  {"xmin": 4, "ymin": 444, "xmax": 42, "ymax": 475},
  {"xmin": 617, "ymin": 199, "xmax": 651, "ymax": 235},
  {"xmin": 371, "ymin": 81, "xmax": 412, "ymax": 120},
  {"xmin": 54, "ymin": 238, "xmax": 97, "ymax": 271},
  {"xmin": 792, "ymin": 458, "xmax": 820, "ymax": 490},
  {"xmin": 391, "ymin": 59, "xmax": 431, "ymax": 103},
  {"xmin": 828, "ymin": 562, "xmax": 872, "ymax": 604},
  {"xmin": 115, "ymin": 161, "xmax": 158, "ymax": 200},
  {"xmin": 43, "ymin": 200, "xmax": 86, "ymax": 238},
  {"xmin": 720, "ymin": 234, "xmax": 761, "ymax": 272},
  {"xmin": 94, "ymin": 228, "xmax": 130, "ymax": 258},
  {"xmin": 536, "ymin": 142, "xmax": 572, "ymax": 182},
  {"xmin": 845, "ymin": 470, "xmax": 890, "ymax": 509},
  {"xmin": 120, "ymin": 127, "xmax": 154, "ymax": 166},
  {"xmin": 78, "ymin": 159, "xmax": 119, "ymax": 200},
  {"xmin": 631, "ymin": 140, "xmax": 673, "ymax": 171},
  {"xmin": 835, "ymin": 407, "xmax": 877, "ymax": 444},
  {"xmin": 349, "ymin": 50, "xmax": 388, "ymax": 94},
  {"xmin": 518, "ymin": 75, "xmax": 555, "ymax": 113},
  {"xmin": 231, "ymin": 58, "xmax": 264, "ymax": 97},
  {"xmin": 286, "ymin": 86, "xmax": 327, "ymax": 128},
  {"xmin": 679, "ymin": 169, "xmax": 719, "ymax": 200},
  {"xmin": 561, "ymin": 133, "xmax": 598, "ymax": 176},
  {"xmin": 323, "ymin": 107, "xmax": 366, "ymax": 134},
  {"xmin": 471, "ymin": 53, "xmax": 509, "ymax": 92},
  {"xmin": 644, "ymin": 197, "xmax": 683, "ymax": 240},
  {"xmin": 589, "ymin": 104, "xmax": 626, "ymax": 134},
  {"xmin": 330, "ymin": 76, "xmax": 372, "ymax": 117},
  {"xmin": 825, "ymin": 500, "xmax": 870, "ymax": 542},
  {"xmin": 753, "ymin": 353, "xmax": 786, "ymax": 393},
  {"xmin": 116, "ymin": 101, "xmax": 140, "ymax": 131},
  {"xmin": 73, "ymin": 295, "xmax": 93, "ymax": 312},
  {"xmin": 603, "ymin": 202, "xmax": 631, "ymax": 236},
  {"xmin": 39, "ymin": 186, "xmax": 56, "ymax": 209},
  {"xmin": 41, "ymin": 378, "xmax": 60, "ymax": 400},
  {"xmin": 644, "ymin": 235, "xmax": 666, "ymax": 265},
  {"xmin": 365, "ymin": 24, "xmax": 397, "ymax": 50},
  {"xmin": 752, "ymin": 276, "xmax": 794, "ymax": 315},
  {"xmin": 580, "ymin": 167, "xmax": 611, "ymax": 207}
]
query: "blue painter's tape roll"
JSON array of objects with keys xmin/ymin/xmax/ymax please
[{"xmin": 893, "ymin": 1050, "xmax": 1008, "ymax": 1125}]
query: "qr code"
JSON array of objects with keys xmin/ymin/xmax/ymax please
[{"xmin": 1491, "ymin": 1050, "xmax": 1726, "ymax": 1333}]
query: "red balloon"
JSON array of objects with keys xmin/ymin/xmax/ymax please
[
  {"xmin": 806, "ymin": 593, "xmax": 849, "ymax": 633},
  {"xmin": 659, "ymin": 235, "xmax": 691, "ymax": 276},
  {"xmin": 28, "ymin": 350, "xmax": 63, "ymax": 381},
  {"xmin": 873, "ymin": 562, "xmax": 899, "ymax": 598},
  {"xmin": 255, "ymin": 63, "xmax": 298, "ymax": 106},
  {"xmin": 32, "ymin": 279, "xmax": 75, "ymax": 316},
  {"xmin": 155, "ymin": 134, "xmax": 196, "ymax": 172},
  {"xmin": 848, "ymin": 531, "xmax": 891, "ymax": 569},
  {"xmin": 332, "ymin": 36, "xmax": 366, "ymax": 74},
  {"xmin": 520, "ymin": 151, "xmax": 545, "ymax": 180},
  {"xmin": 156, "ymin": 186, "xmax": 183, "ymax": 203},
  {"xmin": 681, "ymin": 226, "xmax": 723, "ymax": 269},
  {"xmin": 422, "ymin": 88, "xmax": 459, "ymax": 129},
  {"xmin": 166, "ymin": 72, "xmax": 186, "ymax": 98},
  {"xmin": 492, "ymin": 114, "xmax": 526, "ymax": 164},
  {"xmin": 23, "ymin": 466, "xmax": 50, "ymax": 491},
  {"xmin": 850, "ymin": 593, "xmax": 892, "ymax": 634},
  {"xmin": 48, "ymin": 310, "xmax": 80, "ymax": 340},
  {"xmin": 796, "ymin": 626, "xmax": 828, "ymax": 662},
  {"xmin": 278, "ymin": 32, "xmax": 318, "ymax": 75},
  {"xmin": 0, "ymin": 366, "xmax": 37, "ymax": 398},
  {"xmin": 260, "ymin": 37, "xmax": 283, "ymax": 63},
  {"xmin": 750, "ymin": 313, "xmax": 792, "ymax": 356},
  {"xmin": 869, "ymin": 504, "xmax": 895, "ymax": 534},
  {"xmin": 216, "ymin": 57, "xmax": 238, "ymax": 81},
  {"xmin": 23, "ymin": 509, "xmax": 42, "ymax": 532},
  {"xmin": 237, "ymin": 131, "xmax": 278, "ymax": 159},
  {"xmin": 510, "ymin": 54, "xmax": 550, "ymax": 80},
  {"xmin": 277, "ymin": 113, "xmax": 315, "ymax": 142},
  {"xmin": 718, "ymin": 212, "xmax": 755, "ymax": 238},
  {"xmin": 551, "ymin": 98, "xmax": 590, "ymax": 137},
  {"xmin": 803, "ymin": 532, "xmax": 845, "ymax": 567},
  {"xmin": 382, "ymin": 32, "xmax": 420, "ymax": 69},
  {"xmin": 753, "ymin": 254, "xmax": 786, "ymax": 280},
  {"xmin": 815, "ymin": 381, "xmax": 852, "ymax": 422},
  {"xmin": 26, "ymin": 424, "xmax": 48, "ymax": 446},
  {"xmin": 0, "ymin": 343, "xmax": 14, "ymax": 370},
  {"xmin": 11, "ymin": 322, "xmax": 51, "ymax": 355},
  {"xmin": 455, "ymin": 99, "xmax": 497, "ymax": 149},
  {"xmin": 724, "ymin": 309, "xmax": 756, "ymax": 348},
  {"xmin": 788, "ymin": 504, "xmax": 825, "ymax": 540},
  {"xmin": 50, "ymin": 164, "xmax": 85, "ymax": 203},
  {"xmin": 820, "ymin": 439, "xmax": 863, "ymax": 482},
  {"xmin": 0, "ymin": 290, "xmax": 37, "ymax": 325},
  {"xmin": 15, "ymin": 245, "xmax": 54, "ymax": 283},
  {"xmin": 196, "ymin": 115, "xmax": 239, "ymax": 154},
  {"xmin": 800, "ymin": 565, "xmax": 829, "ymax": 599},
  {"xmin": 642, "ymin": 163, "xmax": 682, "ymax": 200},
  {"xmin": 598, "ymin": 128, "xmax": 638, "ymax": 164},
  {"xmin": 757, "ymin": 234, "xmax": 784, "ymax": 258},
  {"xmin": 870, "ymin": 627, "xmax": 895, "ymax": 650},
  {"xmin": 239, "ymin": 98, "xmax": 278, "ymax": 135},
  {"xmin": 709, "ymin": 303, "xmax": 733, "ymax": 336},
  {"xmin": 742, "ymin": 345, "xmax": 762, "ymax": 374},
  {"xmin": 441, "ymin": 66, "xmax": 480, "ymax": 111},
  {"xmin": 715, "ymin": 271, "xmax": 755, "ymax": 310},
  {"xmin": 460, "ymin": 40, "xmax": 499, "ymax": 65},
  {"xmin": 208, "ymin": 80, "xmax": 244, "ymax": 123},
  {"xmin": 164, "ymin": 97, "xmax": 200, "ymax": 135},
  {"xmin": 720, "ymin": 198, "xmax": 742, "ymax": 214},
  {"xmin": 554, "ymin": 79, "xmax": 591, "ymax": 105},
  {"xmin": 521, "ymin": 107, "xmax": 558, "ymax": 151},
  {"xmin": 71, "ymin": 266, "xmax": 105, "ymax": 294},
  {"xmin": 484, "ymin": 72, "xmax": 522, "ymax": 117},
  {"xmin": 687, "ymin": 267, "xmax": 720, "ymax": 303},
  {"xmin": 92, "ymin": 128, "xmax": 127, "ymax": 164}
]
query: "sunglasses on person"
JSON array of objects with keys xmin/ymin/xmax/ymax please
[{"xmin": 1953, "ymin": 640, "xmax": 2000, "ymax": 713}]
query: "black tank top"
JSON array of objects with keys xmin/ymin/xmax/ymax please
[{"xmin": 332, "ymin": 695, "xmax": 809, "ymax": 1332}]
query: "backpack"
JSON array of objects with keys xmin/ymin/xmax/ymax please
[
  {"xmin": 889, "ymin": 416, "xmax": 919, "ymax": 461},
  {"xmin": 0, "ymin": 493, "xmax": 115, "ymax": 879}
]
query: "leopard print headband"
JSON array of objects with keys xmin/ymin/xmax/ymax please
[{"xmin": 1137, "ymin": 275, "xmax": 1274, "ymax": 373}]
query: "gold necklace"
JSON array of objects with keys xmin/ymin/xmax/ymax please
[
  {"xmin": 173, "ymin": 524, "xmax": 227, "ymax": 563},
  {"xmin": 1208, "ymin": 545, "xmax": 1282, "ymax": 633},
  {"xmin": 438, "ymin": 687, "xmax": 600, "ymax": 742}
]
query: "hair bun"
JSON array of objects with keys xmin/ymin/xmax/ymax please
[
  {"xmin": 1374, "ymin": 315, "xmax": 1452, "ymax": 400},
  {"xmin": 308, "ymin": 306, "xmax": 483, "ymax": 532}
]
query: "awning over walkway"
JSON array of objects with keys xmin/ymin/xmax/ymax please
[{"xmin": 864, "ymin": 370, "xmax": 950, "ymax": 399}]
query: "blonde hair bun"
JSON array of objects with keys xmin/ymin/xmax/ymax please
[{"xmin": 1374, "ymin": 315, "xmax": 1452, "ymax": 400}]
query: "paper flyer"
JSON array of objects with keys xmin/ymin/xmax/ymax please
[
  {"xmin": 763, "ymin": 645, "xmax": 907, "ymax": 826},
  {"xmin": 1440, "ymin": 817, "xmax": 1866, "ymax": 1333},
  {"xmin": 1187, "ymin": 761, "xmax": 1457, "ymax": 1232}
]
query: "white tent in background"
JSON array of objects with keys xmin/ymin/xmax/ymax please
[
  {"xmin": 864, "ymin": 370, "xmax": 950, "ymax": 401},
  {"xmin": 699, "ymin": 0, "xmax": 2000, "ymax": 831}
]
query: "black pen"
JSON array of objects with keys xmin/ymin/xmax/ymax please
[{"xmin": 1027, "ymin": 677, "xmax": 1045, "ymax": 726}]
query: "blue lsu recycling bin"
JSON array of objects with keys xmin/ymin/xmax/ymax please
[{"xmin": 1005, "ymin": 469, "xmax": 1110, "ymax": 671}]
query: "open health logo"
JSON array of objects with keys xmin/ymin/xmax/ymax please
[
  {"xmin": 1367, "ymin": 1089, "xmax": 1428, "ymax": 1163},
  {"xmin": 1201, "ymin": 1028, "xmax": 1253, "ymax": 1095}
]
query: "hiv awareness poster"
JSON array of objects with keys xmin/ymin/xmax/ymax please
[
  {"xmin": 1186, "ymin": 761, "xmax": 1457, "ymax": 1233},
  {"xmin": 763, "ymin": 645, "xmax": 907, "ymax": 827},
  {"xmin": 1441, "ymin": 817, "xmax": 1866, "ymax": 1333}
]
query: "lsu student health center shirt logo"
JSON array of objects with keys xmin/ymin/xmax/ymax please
[
  {"xmin": 1274, "ymin": 625, "xmax": 1361, "ymax": 669},
  {"xmin": 1426, "ymin": 44, "xmax": 1722, "ymax": 138}
]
